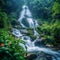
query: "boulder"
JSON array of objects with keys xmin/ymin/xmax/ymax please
[
  {"xmin": 25, "ymin": 53, "xmax": 37, "ymax": 60},
  {"xmin": 20, "ymin": 29, "xmax": 28, "ymax": 34},
  {"xmin": 34, "ymin": 38, "xmax": 45, "ymax": 47}
]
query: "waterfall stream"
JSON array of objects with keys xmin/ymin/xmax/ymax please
[{"xmin": 12, "ymin": 5, "xmax": 60, "ymax": 60}]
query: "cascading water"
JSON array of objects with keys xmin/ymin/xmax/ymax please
[{"xmin": 12, "ymin": 5, "xmax": 60, "ymax": 60}]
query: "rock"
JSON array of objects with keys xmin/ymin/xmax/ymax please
[
  {"xmin": 25, "ymin": 53, "xmax": 37, "ymax": 60},
  {"xmin": 35, "ymin": 52, "xmax": 52, "ymax": 60},
  {"xmin": 46, "ymin": 44, "xmax": 53, "ymax": 48},
  {"xmin": 20, "ymin": 29, "xmax": 28, "ymax": 34},
  {"xmin": 25, "ymin": 51, "xmax": 53, "ymax": 60},
  {"xmin": 34, "ymin": 38, "xmax": 45, "ymax": 47},
  {"xmin": 46, "ymin": 55, "xmax": 52, "ymax": 60}
]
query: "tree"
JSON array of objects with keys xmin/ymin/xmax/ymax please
[
  {"xmin": 52, "ymin": 1, "xmax": 60, "ymax": 19},
  {"xmin": 0, "ymin": 12, "xmax": 8, "ymax": 29},
  {"xmin": 26, "ymin": 0, "xmax": 54, "ymax": 19},
  {"xmin": 0, "ymin": 0, "xmax": 24, "ymax": 29}
]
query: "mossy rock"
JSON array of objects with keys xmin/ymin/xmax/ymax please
[{"xmin": 22, "ymin": 18, "xmax": 29, "ymax": 27}]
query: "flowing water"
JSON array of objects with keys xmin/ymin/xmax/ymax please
[{"xmin": 12, "ymin": 5, "xmax": 60, "ymax": 60}]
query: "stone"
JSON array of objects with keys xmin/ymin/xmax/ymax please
[{"xmin": 25, "ymin": 53, "xmax": 37, "ymax": 60}]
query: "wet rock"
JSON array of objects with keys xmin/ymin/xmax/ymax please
[
  {"xmin": 34, "ymin": 38, "xmax": 45, "ymax": 47},
  {"xmin": 46, "ymin": 44, "xmax": 53, "ymax": 48},
  {"xmin": 22, "ymin": 18, "xmax": 30, "ymax": 27},
  {"xmin": 26, "ymin": 53, "xmax": 37, "ymax": 60},
  {"xmin": 20, "ymin": 29, "xmax": 28, "ymax": 34},
  {"xmin": 25, "ymin": 52, "xmax": 53, "ymax": 60},
  {"xmin": 35, "ymin": 52, "xmax": 52, "ymax": 60},
  {"xmin": 46, "ymin": 55, "xmax": 52, "ymax": 60}
]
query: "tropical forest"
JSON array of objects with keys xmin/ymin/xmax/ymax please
[{"xmin": 0, "ymin": 0, "xmax": 60, "ymax": 60}]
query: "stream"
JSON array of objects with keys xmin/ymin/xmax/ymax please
[{"xmin": 12, "ymin": 5, "xmax": 60, "ymax": 60}]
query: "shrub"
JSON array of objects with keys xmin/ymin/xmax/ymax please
[
  {"xmin": 0, "ymin": 30, "xmax": 25, "ymax": 60},
  {"xmin": 37, "ymin": 20, "xmax": 60, "ymax": 46}
]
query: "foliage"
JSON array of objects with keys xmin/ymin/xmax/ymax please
[
  {"xmin": 0, "ymin": 0, "xmax": 60, "ymax": 51},
  {"xmin": 37, "ymin": 20, "xmax": 60, "ymax": 45},
  {"xmin": 0, "ymin": 0, "xmax": 24, "ymax": 14},
  {"xmin": 0, "ymin": 12, "xmax": 8, "ymax": 29},
  {"xmin": 0, "ymin": 30, "xmax": 25, "ymax": 60},
  {"xmin": 52, "ymin": 2, "xmax": 60, "ymax": 18},
  {"xmin": 26, "ymin": 0, "xmax": 54, "ymax": 19},
  {"xmin": 55, "ymin": 0, "xmax": 60, "ymax": 3},
  {"xmin": 0, "ymin": 0, "xmax": 24, "ymax": 29}
]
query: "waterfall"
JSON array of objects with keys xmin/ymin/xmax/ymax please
[{"xmin": 12, "ymin": 5, "xmax": 60, "ymax": 60}]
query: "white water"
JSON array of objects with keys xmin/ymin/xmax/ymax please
[{"xmin": 12, "ymin": 5, "xmax": 60, "ymax": 60}]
